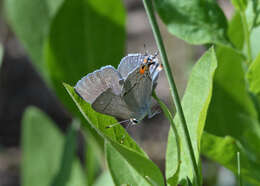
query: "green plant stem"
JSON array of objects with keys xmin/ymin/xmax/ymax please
[
  {"xmin": 142, "ymin": 0, "xmax": 201, "ymax": 185},
  {"xmin": 153, "ymin": 92, "xmax": 181, "ymax": 167},
  {"xmin": 237, "ymin": 152, "xmax": 243, "ymax": 186},
  {"xmin": 240, "ymin": 10, "xmax": 252, "ymax": 64}
]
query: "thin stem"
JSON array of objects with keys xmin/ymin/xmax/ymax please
[
  {"xmin": 153, "ymin": 92, "xmax": 181, "ymax": 167},
  {"xmin": 240, "ymin": 10, "xmax": 252, "ymax": 64},
  {"xmin": 237, "ymin": 152, "xmax": 243, "ymax": 186},
  {"xmin": 142, "ymin": 0, "xmax": 201, "ymax": 185}
]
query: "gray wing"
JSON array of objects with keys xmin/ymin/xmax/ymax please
[
  {"xmin": 92, "ymin": 88, "xmax": 133, "ymax": 120},
  {"xmin": 75, "ymin": 65, "xmax": 122, "ymax": 104},
  {"xmin": 121, "ymin": 67, "xmax": 153, "ymax": 121},
  {"xmin": 117, "ymin": 54, "xmax": 145, "ymax": 79}
]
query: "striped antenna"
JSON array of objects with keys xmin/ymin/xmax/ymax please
[{"xmin": 105, "ymin": 119, "xmax": 130, "ymax": 129}]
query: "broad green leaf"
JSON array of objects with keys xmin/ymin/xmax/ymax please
[
  {"xmin": 228, "ymin": 12, "xmax": 244, "ymax": 50},
  {"xmin": 247, "ymin": 0, "xmax": 260, "ymax": 59},
  {"xmin": 231, "ymin": 0, "xmax": 248, "ymax": 12},
  {"xmin": 64, "ymin": 84, "xmax": 165, "ymax": 185},
  {"xmin": 202, "ymin": 8, "xmax": 260, "ymax": 185},
  {"xmin": 21, "ymin": 107, "xmax": 86, "ymax": 186},
  {"xmin": 204, "ymin": 46, "xmax": 260, "ymax": 166},
  {"xmin": 201, "ymin": 132, "xmax": 260, "ymax": 185},
  {"xmin": 93, "ymin": 171, "xmax": 114, "ymax": 186},
  {"xmin": 247, "ymin": 53, "xmax": 260, "ymax": 95},
  {"xmin": 64, "ymin": 83, "xmax": 143, "ymax": 154},
  {"xmin": 246, "ymin": 0, "xmax": 260, "ymax": 30},
  {"xmin": 247, "ymin": 53, "xmax": 260, "ymax": 119},
  {"xmin": 204, "ymin": 3, "xmax": 258, "ymax": 141},
  {"xmin": 166, "ymin": 47, "xmax": 218, "ymax": 185},
  {"xmin": 154, "ymin": 0, "xmax": 230, "ymax": 46},
  {"xmin": 44, "ymin": 0, "xmax": 125, "ymax": 114},
  {"xmin": 5, "ymin": 0, "xmax": 63, "ymax": 78},
  {"xmin": 106, "ymin": 140, "xmax": 164, "ymax": 186},
  {"xmin": 250, "ymin": 26, "xmax": 260, "ymax": 59}
]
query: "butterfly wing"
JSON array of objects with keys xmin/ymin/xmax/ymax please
[
  {"xmin": 75, "ymin": 65, "xmax": 122, "ymax": 104},
  {"xmin": 117, "ymin": 54, "xmax": 144, "ymax": 79},
  {"xmin": 121, "ymin": 67, "xmax": 153, "ymax": 121},
  {"xmin": 92, "ymin": 88, "xmax": 133, "ymax": 120}
]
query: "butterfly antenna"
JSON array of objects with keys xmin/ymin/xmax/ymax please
[
  {"xmin": 152, "ymin": 51, "xmax": 159, "ymax": 59},
  {"xmin": 144, "ymin": 44, "xmax": 148, "ymax": 56},
  {"xmin": 105, "ymin": 119, "xmax": 130, "ymax": 129}
]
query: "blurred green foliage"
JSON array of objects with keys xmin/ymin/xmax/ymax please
[
  {"xmin": 5, "ymin": 0, "xmax": 64, "ymax": 79},
  {"xmin": 3, "ymin": 0, "xmax": 260, "ymax": 185},
  {"xmin": 21, "ymin": 107, "xmax": 86, "ymax": 186}
]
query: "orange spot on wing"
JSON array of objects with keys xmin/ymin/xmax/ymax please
[
  {"xmin": 139, "ymin": 66, "xmax": 145, "ymax": 74},
  {"xmin": 158, "ymin": 64, "xmax": 163, "ymax": 70}
]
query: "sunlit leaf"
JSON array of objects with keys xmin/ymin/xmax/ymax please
[
  {"xmin": 154, "ymin": 0, "xmax": 230, "ymax": 46},
  {"xmin": 92, "ymin": 171, "xmax": 114, "ymax": 186},
  {"xmin": 203, "ymin": 9, "xmax": 260, "ymax": 185},
  {"xmin": 250, "ymin": 26, "xmax": 260, "ymax": 59},
  {"xmin": 106, "ymin": 140, "xmax": 164, "ymax": 186},
  {"xmin": 247, "ymin": 53, "xmax": 260, "ymax": 95},
  {"xmin": 231, "ymin": 0, "xmax": 248, "ymax": 12},
  {"xmin": 64, "ymin": 84, "xmax": 165, "ymax": 185},
  {"xmin": 246, "ymin": 0, "xmax": 260, "ymax": 30},
  {"xmin": 247, "ymin": 52, "xmax": 260, "ymax": 119},
  {"xmin": 166, "ymin": 47, "xmax": 218, "ymax": 185}
]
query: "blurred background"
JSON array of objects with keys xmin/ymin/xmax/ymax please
[{"xmin": 0, "ymin": 0, "xmax": 237, "ymax": 185}]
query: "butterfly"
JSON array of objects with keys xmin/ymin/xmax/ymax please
[{"xmin": 74, "ymin": 53, "xmax": 162, "ymax": 127}]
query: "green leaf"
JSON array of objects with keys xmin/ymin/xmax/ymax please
[
  {"xmin": 228, "ymin": 11, "xmax": 245, "ymax": 50},
  {"xmin": 153, "ymin": 92, "xmax": 181, "ymax": 186},
  {"xmin": 247, "ymin": 53, "xmax": 260, "ymax": 120},
  {"xmin": 106, "ymin": 140, "xmax": 164, "ymax": 186},
  {"xmin": 51, "ymin": 120, "xmax": 82, "ymax": 186},
  {"xmin": 5, "ymin": 0, "xmax": 64, "ymax": 78},
  {"xmin": 166, "ymin": 47, "xmax": 218, "ymax": 184},
  {"xmin": 231, "ymin": 0, "xmax": 248, "ymax": 12},
  {"xmin": 44, "ymin": 0, "xmax": 126, "ymax": 114},
  {"xmin": 64, "ymin": 83, "xmax": 164, "ymax": 186},
  {"xmin": 247, "ymin": 53, "xmax": 260, "ymax": 95},
  {"xmin": 21, "ymin": 107, "xmax": 86, "ymax": 186},
  {"xmin": 202, "ymin": 8, "xmax": 260, "ymax": 184},
  {"xmin": 204, "ymin": 47, "xmax": 260, "ymax": 148},
  {"xmin": 64, "ymin": 83, "xmax": 143, "ymax": 154},
  {"xmin": 92, "ymin": 171, "xmax": 114, "ymax": 186},
  {"xmin": 201, "ymin": 132, "xmax": 260, "ymax": 185},
  {"xmin": 250, "ymin": 26, "xmax": 260, "ymax": 59},
  {"xmin": 154, "ymin": 0, "xmax": 230, "ymax": 46},
  {"xmin": 246, "ymin": 0, "xmax": 260, "ymax": 30},
  {"xmin": 85, "ymin": 132, "xmax": 103, "ymax": 186},
  {"xmin": 204, "ymin": 1, "xmax": 258, "ymax": 140},
  {"xmin": 204, "ymin": 46, "xmax": 260, "ymax": 171}
]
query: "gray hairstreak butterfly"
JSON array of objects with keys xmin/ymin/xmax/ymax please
[{"xmin": 74, "ymin": 53, "xmax": 162, "ymax": 127}]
